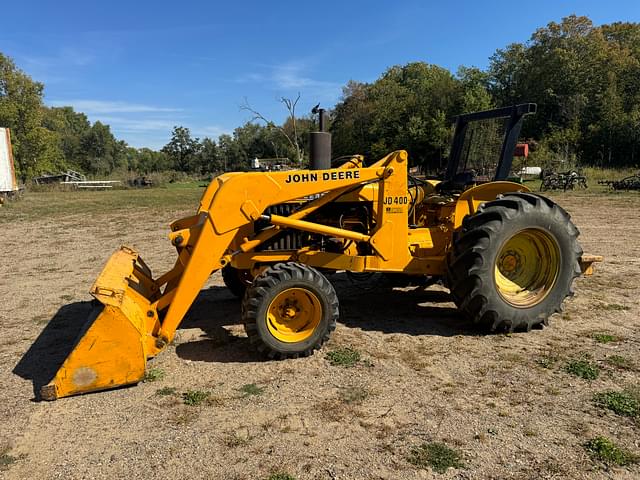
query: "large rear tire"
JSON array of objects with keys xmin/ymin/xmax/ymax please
[
  {"xmin": 242, "ymin": 262, "xmax": 338, "ymax": 358},
  {"xmin": 447, "ymin": 192, "xmax": 582, "ymax": 331}
]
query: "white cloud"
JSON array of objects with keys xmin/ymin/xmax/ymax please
[
  {"xmin": 49, "ymin": 99, "xmax": 182, "ymax": 114},
  {"xmin": 238, "ymin": 60, "xmax": 341, "ymax": 101},
  {"xmin": 271, "ymin": 62, "xmax": 334, "ymax": 90},
  {"xmin": 236, "ymin": 72, "xmax": 266, "ymax": 83},
  {"xmin": 194, "ymin": 125, "xmax": 230, "ymax": 138},
  {"xmin": 15, "ymin": 47, "xmax": 98, "ymax": 84},
  {"xmin": 94, "ymin": 116, "xmax": 177, "ymax": 132},
  {"xmin": 21, "ymin": 47, "xmax": 96, "ymax": 69}
]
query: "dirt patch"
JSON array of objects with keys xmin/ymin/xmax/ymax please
[{"xmin": 1, "ymin": 190, "xmax": 639, "ymax": 479}]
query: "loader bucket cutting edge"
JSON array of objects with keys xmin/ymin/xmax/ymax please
[{"xmin": 41, "ymin": 247, "xmax": 161, "ymax": 400}]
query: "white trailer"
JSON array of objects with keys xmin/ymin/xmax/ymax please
[{"xmin": 0, "ymin": 128, "xmax": 19, "ymax": 202}]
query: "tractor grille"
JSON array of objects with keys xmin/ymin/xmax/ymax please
[{"xmin": 256, "ymin": 202, "xmax": 305, "ymax": 251}]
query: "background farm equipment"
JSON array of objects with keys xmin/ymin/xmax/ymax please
[
  {"xmin": 128, "ymin": 176, "xmax": 154, "ymax": 188},
  {"xmin": 34, "ymin": 169, "xmax": 86, "ymax": 185},
  {"xmin": 33, "ymin": 170, "xmax": 122, "ymax": 190},
  {"xmin": 540, "ymin": 170, "xmax": 588, "ymax": 191},
  {"xmin": 598, "ymin": 172, "xmax": 640, "ymax": 191}
]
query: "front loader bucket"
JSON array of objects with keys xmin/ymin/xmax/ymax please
[{"xmin": 41, "ymin": 247, "xmax": 160, "ymax": 400}]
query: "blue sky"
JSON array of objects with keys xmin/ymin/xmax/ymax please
[{"xmin": 2, "ymin": 1, "xmax": 639, "ymax": 149}]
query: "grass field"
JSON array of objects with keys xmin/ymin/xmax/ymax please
[
  {"xmin": 4, "ymin": 170, "xmax": 637, "ymax": 222},
  {"xmin": 1, "ymin": 184, "xmax": 639, "ymax": 479},
  {"xmin": 0, "ymin": 181, "xmax": 206, "ymax": 223}
]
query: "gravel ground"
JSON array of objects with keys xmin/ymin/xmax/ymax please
[{"xmin": 0, "ymin": 189, "xmax": 639, "ymax": 479}]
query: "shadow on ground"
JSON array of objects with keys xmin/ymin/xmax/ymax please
[
  {"xmin": 13, "ymin": 300, "xmax": 94, "ymax": 400},
  {"xmin": 14, "ymin": 277, "xmax": 481, "ymax": 391},
  {"xmin": 174, "ymin": 286, "xmax": 262, "ymax": 363},
  {"xmin": 329, "ymin": 273, "xmax": 478, "ymax": 337},
  {"xmin": 177, "ymin": 275, "xmax": 485, "ymax": 363}
]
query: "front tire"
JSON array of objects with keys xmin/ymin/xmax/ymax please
[
  {"xmin": 447, "ymin": 192, "xmax": 582, "ymax": 331},
  {"xmin": 242, "ymin": 263, "xmax": 338, "ymax": 358}
]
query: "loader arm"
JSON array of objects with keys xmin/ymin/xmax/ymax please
[
  {"xmin": 157, "ymin": 159, "xmax": 390, "ymax": 344},
  {"xmin": 41, "ymin": 152, "xmax": 403, "ymax": 400}
]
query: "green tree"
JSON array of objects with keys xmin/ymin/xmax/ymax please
[
  {"xmin": 331, "ymin": 81, "xmax": 373, "ymax": 160},
  {"xmin": 43, "ymin": 106, "xmax": 91, "ymax": 168},
  {"xmin": 130, "ymin": 148, "xmax": 170, "ymax": 173},
  {"xmin": 217, "ymin": 133, "xmax": 247, "ymax": 171},
  {"xmin": 457, "ymin": 66, "xmax": 494, "ymax": 113},
  {"xmin": 332, "ymin": 62, "xmax": 462, "ymax": 170},
  {"xmin": 487, "ymin": 43, "xmax": 528, "ymax": 107},
  {"xmin": 488, "ymin": 15, "xmax": 640, "ymax": 166},
  {"xmin": 197, "ymin": 137, "xmax": 220, "ymax": 173},
  {"xmin": 241, "ymin": 95, "xmax": 307, "ymax": 166},
  {"xmin": 162, "ymin": 126, "xmax": 201, "ymax": 172},
  {"xmin": 79, "ymin": 121, "xmax": 123, "ymax": 174},
  {"xmin": 214, "ymin": 120, "xmax": 311, "ymax": 172},
  {"xmin": 19, "ymin": 127, "xmax": 65, "ymax": 179},
  {"xmin": 0, "ymin": 52, "xmax": 64, "ymax": 179}
]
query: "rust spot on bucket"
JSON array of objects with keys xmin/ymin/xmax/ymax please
[{"xmin": 72, "ymin": 367, "xmax": 97, "ymax": 387}]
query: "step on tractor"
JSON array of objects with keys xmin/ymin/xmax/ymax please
[{"xmin": 41, "ymin": 103, "xmax": 601, "ymax": 400}]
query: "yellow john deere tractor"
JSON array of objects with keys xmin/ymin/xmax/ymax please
[{"xmin": 41, "ymin": 103, "xmax": 601, "ymax": 400}]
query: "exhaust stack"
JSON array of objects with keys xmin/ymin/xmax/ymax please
[{"xmin": 309, "ymin": 105, "xmax": 331, "ymax": 170}]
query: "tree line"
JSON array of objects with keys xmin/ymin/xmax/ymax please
[
  {"xmin": 332, "ymin": 15, "xmax": 640, "ymax": 171},
  {"xmin": 1, "ymin": 15, "xmax": 639, "ymax": 181}
]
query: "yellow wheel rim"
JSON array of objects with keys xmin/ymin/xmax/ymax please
[
  {"xmin": 267, "ymin": 288, "xmax": 322, "ymax": 343},
  {"xmin": 495, "ymin": 228, "xmax": 560, "ymax": 307}
]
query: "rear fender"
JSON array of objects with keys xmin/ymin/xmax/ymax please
[{"xmin": 453, "ymin": 182, "xmax": 530, "ymax": 229}]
